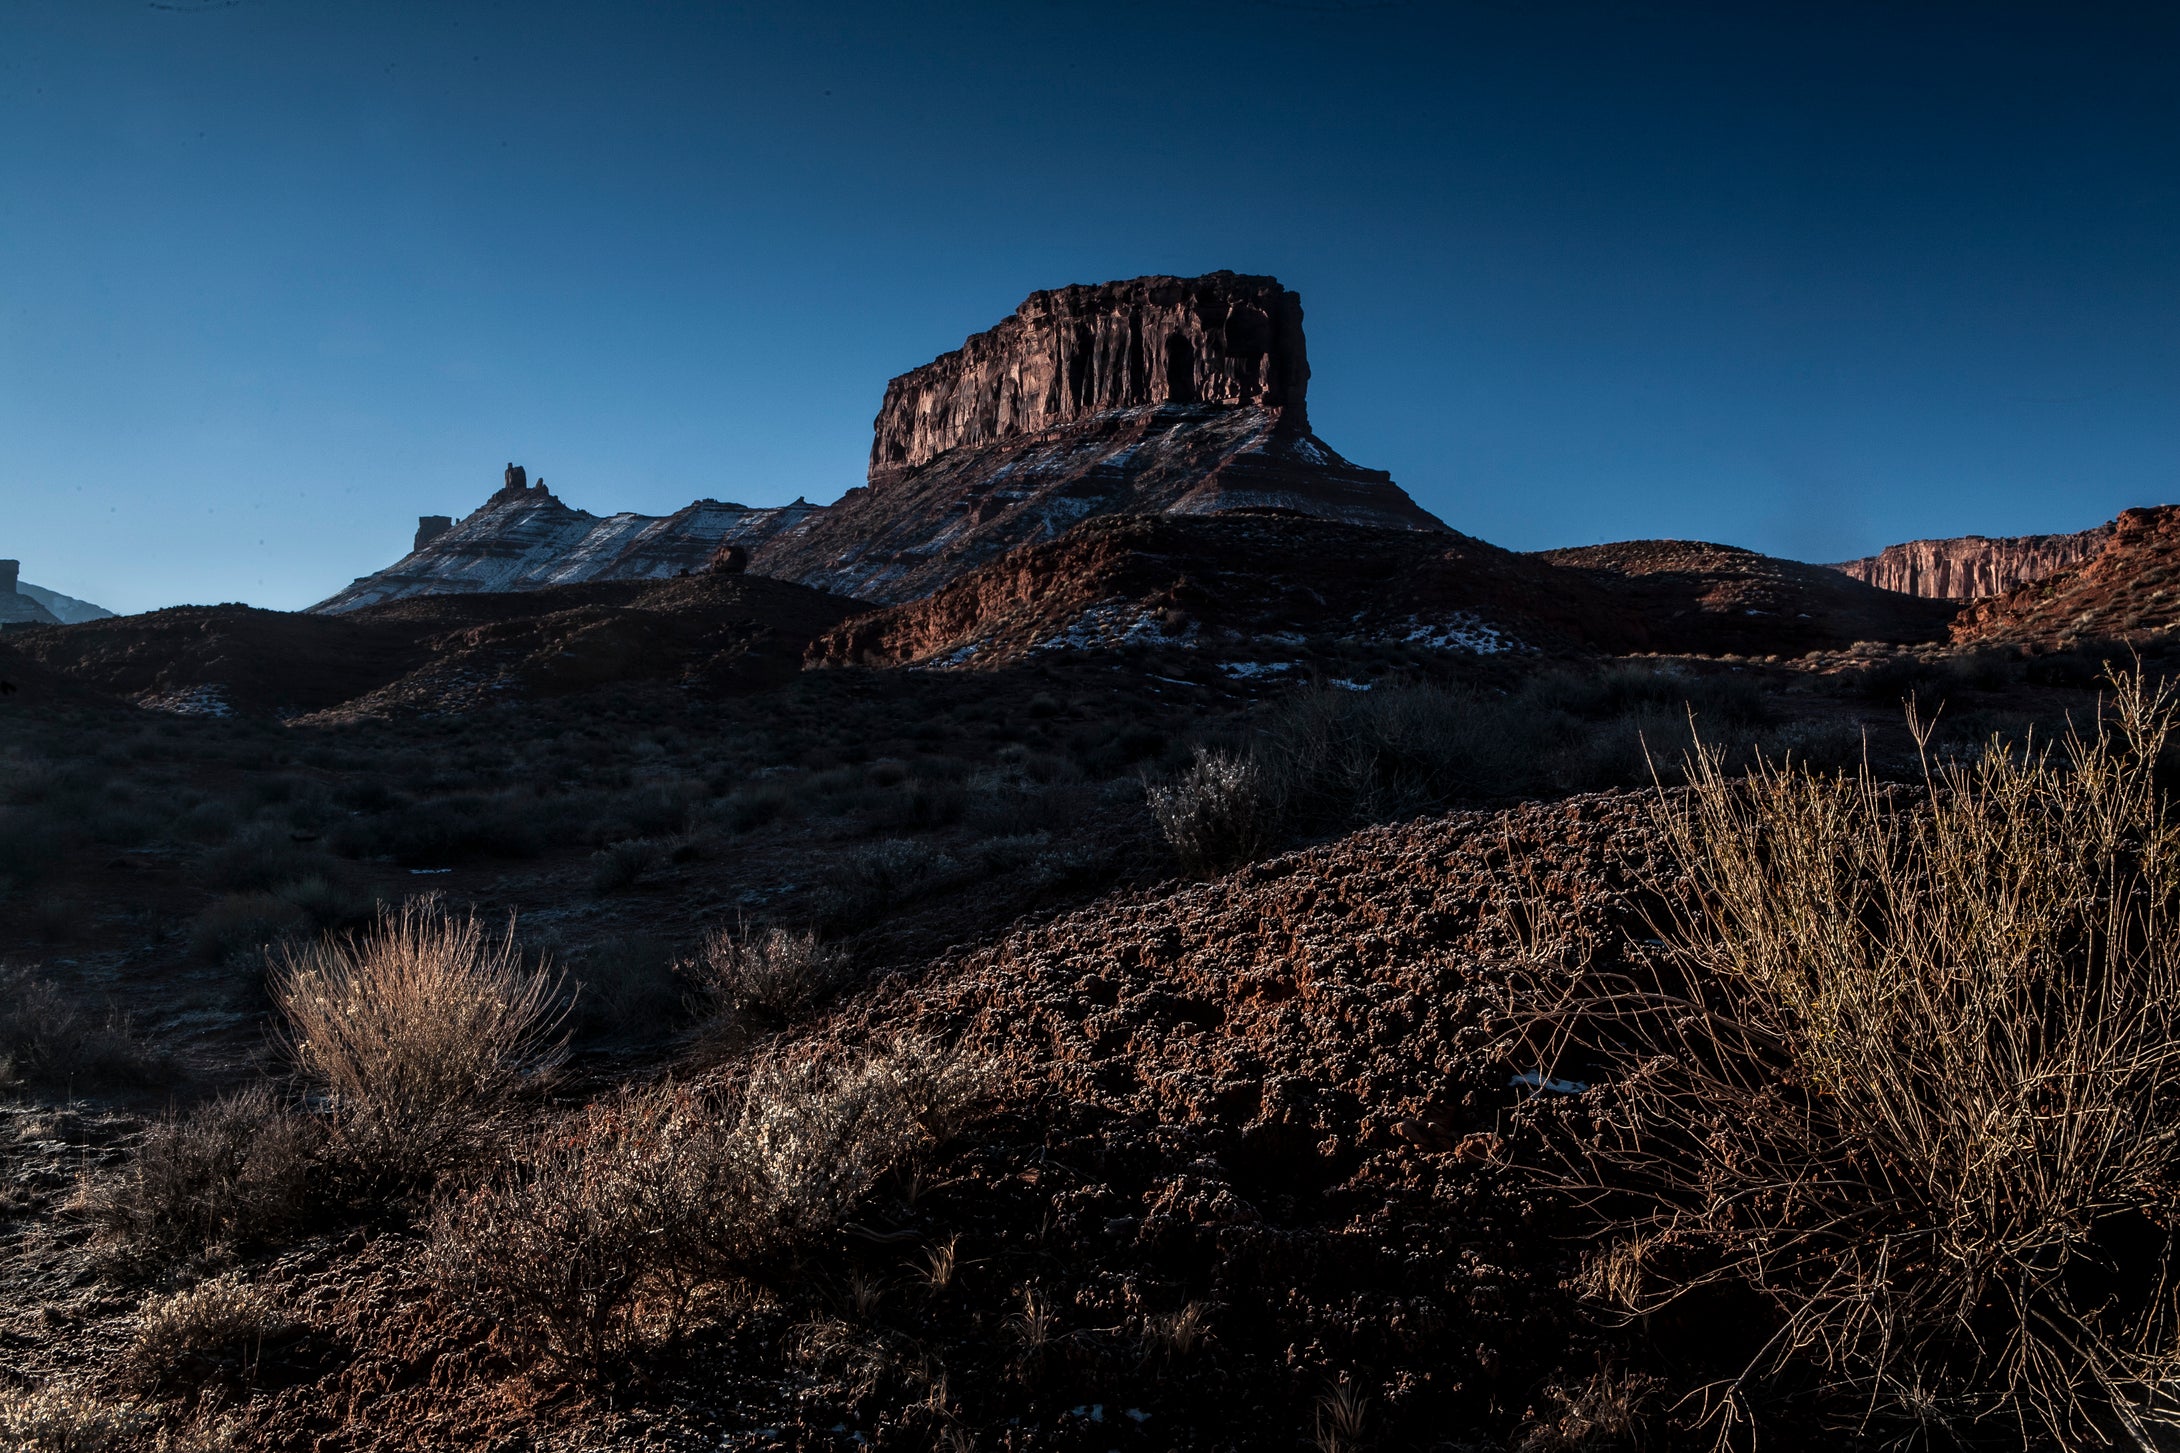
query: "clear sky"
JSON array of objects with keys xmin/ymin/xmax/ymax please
[{"xmin": 5, "ymin": 0, "xmax": 2177, "ymax": 614}]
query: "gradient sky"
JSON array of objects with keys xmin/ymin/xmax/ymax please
[{"xmin": 5, "ymin": 0, "xmax": 2177, "ymax": 614}]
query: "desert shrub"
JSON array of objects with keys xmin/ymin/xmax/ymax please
[
  {"xmin": 431, "ymin": 1040, "xmax": 977, "ymax": 1377},
  {"xmin": 1146, "ymin": 746, "xmax": 1276, "ymax": 876},
  {"xmin": 589, "ymin": 836, "xmax": 665, "ymax": 893},
  {"xmin": 1258, "ymin": 681, "xmax": 1556, "ymax": 827},
  {"xmin": 819, "ymin": 839, "xmax": 969, "ymax": 928},
  {"xmin": 275, "ymin": 872, "xmax": 377, "ymax": 930},
  {"xmin": 590, "ymin": 783, "xmax": 701, "ymax": 843},
  {"xmin": 869, "ymin": 777, "xmax": 968, "ymax": 832},
  {"xmin": 1546, "ymin": 672, "xmax": 2180, "ymax": 1445},
  {"xmin": 0, "ymin": 1384, "xmax": 154, "ymax": 1452},
  {"xmin": 1515, "ymin": 1369, "xmax": 1658, "ymax": 1453},
  {"xmin": 0, "ymin": 804, "xmax": 63, "ymax": 890},
  {"xmin": 686, "ymin": 924, "xmax": 855, "ymax": 1041},
  {"xmin": 202, "ymin": 822, "xmax": 336, "ymax": 893},
  {"xmin": 721, "ymin": 781, "xmax": 790, "ymax": 831},
  {"xmin": 1546, "ymin": 703, "xmax": 1698, "ymax": 794},
  {"xmin": 330, "ymin": 790, "xmax": 553, "ymax": 865},
  {"xmin": 82, "ymin": 1084, "xmax": 322, "ymax": 1263},
  {"xmin": 124, "ymin": 1277, "xmax": 290, "ymax": 1391},
  {"xmin": 270, "ymin": 901, "xmax": 565, "ymax": 1187},
  {"xmin": 187, "ymin": 892, "xmax": 310, "ymax": 965},
  {"xmin": 1522, "ymin": 662, "xmax": 1769, "ymax": 726},
  {"xmin": 564, "ymin": 935, "xmax": 683, "ymax": 1046},
  {"xmin": 0, "ymin": 967, "xmax": 158, "ymax": 1090}
]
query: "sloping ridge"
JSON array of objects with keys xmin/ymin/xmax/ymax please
[
  {"xmin": 1539, "ymin": 539, "xmax": 1960, "ymax": 653},
  {"xmin": 812, "ymin": 516, "xmax": 1959, "ymax": 670},
  {"xmin": 11, "ymin": 573, "xmax": 865, "ymax": 719}
]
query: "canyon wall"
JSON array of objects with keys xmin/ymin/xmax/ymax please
[{"xmin": 1833, "ymin": 526, "xmax": 2113, "ymax": 600}]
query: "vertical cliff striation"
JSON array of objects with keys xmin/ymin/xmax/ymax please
[
  {"xmin": 868, "ymin": 273, "xmax": 1311, "ymax": 476},
  {"xmin": 1832, "ymin": 525, "xmax": 2114, "ymax": 600}
]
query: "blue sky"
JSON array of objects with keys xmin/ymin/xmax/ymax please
[{"xmin": 4, "ymin": 0, "xmax": 2177, "ymax": 614}]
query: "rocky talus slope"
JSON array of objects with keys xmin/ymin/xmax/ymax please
[
  {"xmin": 1831, "ymin": 523, "xmax": 2115, "ymax": 599},
  {"xmin": 1952, "ymin": 505, "xmax": 2180, "ymax": 646},
  {"xmin": 314, "ymin": 467, "xmax": 820, "ymax": 613}
]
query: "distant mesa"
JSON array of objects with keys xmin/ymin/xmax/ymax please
[
  {"xmin": 0, "ymin": 558, "xmax": 111, "ymax": 627},
  {"xmin": 751, "ymin": 271, "xmax": 1442, "ymax": 602},
  {"xmin": 1830, "ymin": 523, "xmax": 2116, "ymax": 601},
  {"xmin": 318, "ymin": 272, "xmax": 1442, "ymax": 612}
]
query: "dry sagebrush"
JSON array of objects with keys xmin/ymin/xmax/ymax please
[
  {"xmin": 686, "ymin": 923, "xmax": 856, "ymax": 1042},
  {"xmin": 1545, "ymin": 671, "xmax": 2180, "ymax": 1448},
  {"xmin": 430, "ymin": 1037, "xmax": 983, "ymax": 1378},
  {"xmin": 80, "ymin": 1084, "xmax": 321, "ymax": 1264},
  {"xmin": 271, "ymin": 899, "xmax": 564, "ymax": 1186}
]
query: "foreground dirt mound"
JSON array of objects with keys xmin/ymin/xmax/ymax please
[
  {"xmin": 769, "ymin": 792, "xmax": 1675, "ymax": 1449},
  {"xmin": 811, "ymin": 514, "xmax": 1958, "ymax": 670},
  {"xmin": 1952, "ymin": 505, "xmax": 2180, "ymax": 647},
  {"xmin": 5, "ymin": 574, "xmax": 867, "ymax": 719},
  {"xmin": 1538, "ymin": 539, "xmax": 1959, "ymax": 654}
]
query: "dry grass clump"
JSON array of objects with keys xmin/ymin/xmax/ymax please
[
  {"xmin": 0, "ymin": 966, "xmax": 159, "ymax": 1091},
  {"xmin": 1146, "ymin": 746, "xmax": 1276, "ymax": 876},
  {"xmin": 124, "ymin": 1277, "xmax": 290, "ymax": 1391},
  {"xmin": 0, "ymin": 1384, "xmax": 154, "ymax": 1452},
  {"xmin": 430, "ymin": 1037, "xmax": 982, "ymax": 1378},
  {"xmin": 1553, "ymin": 670, "xmax": 2180, "ymax": 1446},
  {"xmin": 1516, "ymin": 1368, "xmax": 1659, "ymax": 1453},
  {"xmin": 686, "ymin": 923, "xmax": 855, "ymax": 1041},
  {"xmin": 80, "ymin": 1084, "xmax": 322, "ymax": 1264},
  {"xmin": 270, "ymin": 899, "xmax": 564, "ymax": 1187}
]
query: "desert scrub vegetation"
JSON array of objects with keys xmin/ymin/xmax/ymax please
[
  {"xmin": 429, "ymin": 1039, "xmax": 983, "ymax": 1378},
  {"xmin": 270, "ymin": 899, "xmax": 565, "ymax": 1189},
  {"xmin": 81, "ymin": 1084, "xmax": 322, "ymax": 1265},
  {"xmin": 1148, "ymin": 671, "xmax": 1869, "ymax": 875},
  {"xmin": 1145, "ymin": 746, "xmax": 1276, "ymax": 876},
  {"xmin": 686, "ymin": 923, "xmax": 856, "ymax": 1044},
  {"xmin": 124, "ymin": 1276, "xmax": 293, "ymax": 1393},
  {"xmin": 1543, "ymin": 671, "xmax": 2180, "ymax": 1447},
  {"xmin": 0, "ymin": 966, "xmax": 160, "ymax": 1091},
  {"xmin": 0, "ymin": 1384, "xmax": 155, "ymax": 1452}
]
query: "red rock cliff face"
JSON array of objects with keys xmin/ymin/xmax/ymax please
[
  {"xmin": 868, "ymin": 273, "xmax": 1309, "ymax": 477},
  {"xmin": 1952, "ymin": 506, "xmax": 2180, "ymax": 645},
  {"xmin": 1832, "ymin": 526, "xmax": 2112, "ymax": 600},
  {"xmin": 752, "ymin": 272, "xmax": 1441, "ymax": 603}
]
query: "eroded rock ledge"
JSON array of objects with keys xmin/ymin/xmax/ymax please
[{"xmin": 869, "ymin": 272, "xmax": 1311, "ymax": 477}]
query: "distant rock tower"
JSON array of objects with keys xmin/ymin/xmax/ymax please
[
  {"xmin": 414, "ymin": 516, "xmax": 454, "ymax": 552},
  {"xmin": 0, "ymin": 560, "xmax": 17, "ymax": 595}
]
